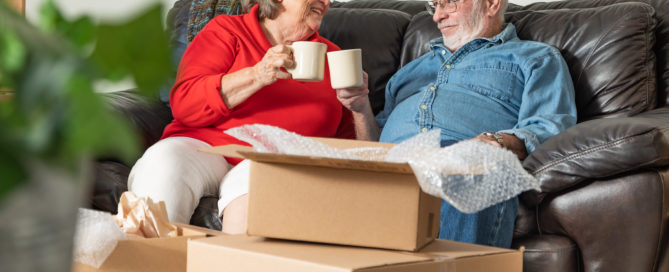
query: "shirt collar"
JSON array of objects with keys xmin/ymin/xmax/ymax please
[{"xmin": 429, "ymin": 23, "xmax": 518, "ymax": 51}]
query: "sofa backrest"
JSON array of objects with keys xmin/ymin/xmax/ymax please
[
  {"xmin": 512, "ymin": 0, "xmax": 669, "ymax": 110},
  {"xmin": 401, "ymin": 1, "xmax": 659, "ymax": 122},
  {"xmin": 166, "ymin": 0, "xmax": 668, "ymax": 123}
]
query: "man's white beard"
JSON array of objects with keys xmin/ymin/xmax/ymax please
[{"xmin": 441, "ymin": 7, "xmax": 486, "ymax": 51}]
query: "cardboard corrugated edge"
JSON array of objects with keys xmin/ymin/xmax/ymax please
[
  {"xmin": 187, "ymin": 236, "xmax": 523, "ymax": 272},
  {"xmin": 198, "ymin": 137, "xmax": 414, "ymax": 174},
  {"xmin": 187, "ymin": 236, "xmax": 442, "ymax": 272},
  {"xmin": 419, "ymin": 240, "xmax": 524, "ymax": 272},
  {"xmin": 73, "ymin": 224, "xmax": 220, "ymax": 272}
]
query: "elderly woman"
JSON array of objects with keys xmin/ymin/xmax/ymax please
[{"xmin": 128, "ymin": 0, "xmax": 365, "ymax": 233}]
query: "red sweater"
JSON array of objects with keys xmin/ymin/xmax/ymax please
[{"xmin": 163, "ymin": 5, "xmax": 355, "ymax": 165}]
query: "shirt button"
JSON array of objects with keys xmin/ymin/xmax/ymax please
[
  {"xmin": 422, "ymin": 128, "xmax": 428, "ymax": 133},
  {"xmin": 446, "ymin": 64, "xmax": 452, "ymax": 69},
  {"xmin": 429, "ymin": 86, "xmax": 436, "ymax": 91},
  {"xmin": 441, "ymin": 50, "xmax": 446, "ymax": 55},
  {"xmin": 421, "ymin": 105, "xmax": 427, "ymax": 110}
]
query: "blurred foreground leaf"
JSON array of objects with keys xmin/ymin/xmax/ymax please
[{"xmin": 0, "ymin": 1, "xmax": 171, "ymax": 198}]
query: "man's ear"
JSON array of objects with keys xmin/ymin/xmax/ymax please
[{"xmin": 485, "ymin": 0, "xmax": 502, "ymax": 17}]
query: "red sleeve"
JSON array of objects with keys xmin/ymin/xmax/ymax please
[
  {"xmin": 169, "ymin": 21, "xmax": 237, "ymax": 127},
  {"xmin": 335, "ymin": 106, "xmax": 356, "ymax": 139}
]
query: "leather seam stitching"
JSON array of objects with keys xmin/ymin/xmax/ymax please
[{"xmin": 531, "ymin": 131, "xmax": 652, "ymax": 175}]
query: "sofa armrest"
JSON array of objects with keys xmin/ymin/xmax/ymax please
[
  {"xmin": 521, "ymin": 107, "xmax": 669, "ymax": 205},
  {"xmin": 101, "ymin": 89, "xmax": 173, "ymax": 151}
]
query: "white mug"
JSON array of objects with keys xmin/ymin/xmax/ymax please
[
  {"xmin": 287, "ymin": 41, "xmax": 327, "ymax": 82},
  {"xmin": 327, "ymin": 49, "xmax": 363, "ymax": 89}
]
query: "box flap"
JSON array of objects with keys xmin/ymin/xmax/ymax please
[
  {"xmin": 189, "ymin": 236, "xmax": 434, "ymax": 270},
  {"xmin": 420, "ymin": 239, "xmax": 517, "ymax": 258},
  {"xmin": 172, "ymin": 222, "xmax": 225, "ymax": 237},
  {"xmin": 199, "ymin": 145, "xmax": 414, "ymax": 174}
]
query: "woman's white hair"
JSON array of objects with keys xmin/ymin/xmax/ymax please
[{"xmin": 242, "ymin": 0, "xmax": 282, "ymax": 20}]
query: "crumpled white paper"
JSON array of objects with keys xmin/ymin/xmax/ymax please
[{"xmin": 226, "ymin": 124, "xmax": 540, "ymax": 213}]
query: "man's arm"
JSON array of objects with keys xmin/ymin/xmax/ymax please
[
  {"xmin": 335, "ymin": 72, "xmax": 380, "ymax": 141},
  {"xmin": 498, "ymin": 48, "xmax": 577, "ymax": 155}
]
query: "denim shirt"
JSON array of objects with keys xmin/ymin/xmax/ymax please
[{"xmin": 376, "ymin": 24, "xmax": 577, "ymax": 153}]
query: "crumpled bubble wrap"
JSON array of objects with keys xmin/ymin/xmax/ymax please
[
  {"xmin": 72, "ymin": 193, "xmax": 178, "ymax": 268},
  {"xmin": 73, "ymin": 208, "xmax": 127, "ymax": 268},
  {"xmin": 225, "ymin": 124, "xmax": 541, "ymax": 214}
]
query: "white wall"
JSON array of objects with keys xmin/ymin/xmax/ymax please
[{"xmin": 26, "ymin": 0, "xmax": 180, "ymax": 23}]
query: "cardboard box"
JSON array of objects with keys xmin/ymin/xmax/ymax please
[
  {"xmin": 201, "ymin": 137, "xmax": 441, "ymax": 251},
  {"xmin": 72, "ymin": 223, "xmax": 221, "ymax": 272},
  {"xmin": 187, "ymin": 235, "xmax": 523, "ymax": 272}
]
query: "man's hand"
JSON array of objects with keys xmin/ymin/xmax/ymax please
[
  {"xmin": 473, "ymin": 132, "xmax": 528, "ymax": 160},
  {"xmin": 252, "ymin": 44, "xmax": 294, "ymax": 87},
  {"xmin": 335, "ymin": 72, "xmax": 370, "ymax": 113}
]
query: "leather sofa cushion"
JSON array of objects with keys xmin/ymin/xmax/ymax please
[
  {"xmin": 511, "ymin": 235, "xmax": 580, "ymax": 272},
  {"xmin": 402, "ymin": 2, "xmax": 657, "ymax": 121},
  {"xmin": 522, "ymin": 107, "xmax": 669, "ymax": 204},
  {"xmin": 320, "ymin": 8, "xmax": 411, "ymax": 114},
  {"xmin": 509, "ymin": 0, "xmax": 669, "ymax": 110},
  {"xmin": 331, "ymin": 0, "xmax": 428, "ymax": 16},
  {"xmin": 507, "ymin": 2, "xmax": 657, "ymax": 121}
]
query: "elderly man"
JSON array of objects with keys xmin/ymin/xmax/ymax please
[{"xmin": 337, "ymin": 0, "xmax": 577, "ymax": 248}]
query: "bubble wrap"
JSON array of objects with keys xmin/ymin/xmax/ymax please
[
  {"xmin": 225, "ymin": 124, "xmax": 540, "ymax": 213},
  {"xmin": 72, "ymin": 208, "xmax": 127, "ymax": 268}
]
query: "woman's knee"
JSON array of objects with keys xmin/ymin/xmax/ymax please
[{"xmin": 221, "ymin": 194, "xmax": 249, "ymax": 234}]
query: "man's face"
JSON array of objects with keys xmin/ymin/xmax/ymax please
[{"xmin": 432, "ymin": 0, "xmax": 486, "ymax": 51}]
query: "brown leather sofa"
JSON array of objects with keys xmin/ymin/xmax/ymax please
[{"xmin": 92, "ymin": 0, "xmax": 669, "ymax": 271}]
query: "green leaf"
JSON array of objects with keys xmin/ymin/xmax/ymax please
[
  {"xmin": 0, "ymin": 30, "xmax": 26, "ymax": 75},
  {"xmin": 91, "ymin": 6, "xmax": 172, "ymax": 97},
  {"xmin": 39, "ymin": 0, "xmax": 96, "ymax": 52},
  {"xmin": 61, "ymin": 75, "xmax": 141, "ymax": 166},
  {"xmin": 0, "ymin": 145, "xmax": 27, "ymax": 201}
]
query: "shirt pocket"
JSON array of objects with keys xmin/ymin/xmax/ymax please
[{"xmin": 449, "ymin": 61, "xmax": 522, "ymax": 104}]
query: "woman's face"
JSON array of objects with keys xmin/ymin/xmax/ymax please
[{"xmin": 281, "ymin": 0, "xmax": 330, "ymax": 33}]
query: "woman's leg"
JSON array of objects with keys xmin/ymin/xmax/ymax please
[
  {"xmin": 218, "ymin": 160, "xmax": 251, "ymax": 234},
  {"xmin": 128, "ymin": 137, "xmax": 231, "ymax": 223}
]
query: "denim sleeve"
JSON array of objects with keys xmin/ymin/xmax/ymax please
[
  {"xmin": 498, "ymin": 49, "xmax": 577, "ymax": 154},
  {"xmin": 375, "ymin": 70, "xmax": 400, "ymax": 130}
]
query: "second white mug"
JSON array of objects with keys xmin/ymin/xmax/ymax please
[{"xmin": 327, "ymin": 48, "xmax": 363, "ymax": 89}]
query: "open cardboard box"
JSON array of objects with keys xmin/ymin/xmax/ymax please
[
  {"xmin": 72, "ymin": 223, "xmax": 222, "ymax": 272},
  {"xmin": 187, "ymin": 235, "xmax": 523, "ymax": 272},
  {"xmin": 200, "ymin": 137, "xmax": 441, "ymax": 251}
]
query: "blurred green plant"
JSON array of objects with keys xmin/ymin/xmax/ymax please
[{"xmin": 0, "ymin": 0, "xmax": 173, "ymax": 200}]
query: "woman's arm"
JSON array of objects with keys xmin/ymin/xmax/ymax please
[{"xmin": 220, "ymin": 44, "xmax": 294, "ymax": 109}]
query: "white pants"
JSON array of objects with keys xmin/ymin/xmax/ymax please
[{"xmin": 128, "ymin": 137, "xmax": 250, "ymax": 223}]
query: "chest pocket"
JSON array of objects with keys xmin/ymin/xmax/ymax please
[{"xmin": 448, "ymin": 61, "xmax": 522, "ymax": 105}]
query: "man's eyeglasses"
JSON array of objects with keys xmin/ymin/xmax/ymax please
[{"xmin": 426, "ymin": 0, "xmax": 459, "ymax": 15}]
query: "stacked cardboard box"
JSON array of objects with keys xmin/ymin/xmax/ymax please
[
  {"xmin": 192, "ymin": 137, "xmax": 523, "ymax": 271},
  {"xmin": 72, "ymin": 223, "xmax": 220, "ymax": 272}
]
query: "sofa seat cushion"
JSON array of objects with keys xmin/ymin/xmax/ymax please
[{"xmin": 512, "ymin": 234, "xmax": 580, "ymax": 272}]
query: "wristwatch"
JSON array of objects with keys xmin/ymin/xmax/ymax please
[{"xmin": 483, "ymin": 132, "xmax": 504, "ymax": 147}]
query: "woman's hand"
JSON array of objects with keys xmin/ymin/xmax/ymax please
[
  {"xmin": 335, "ymin": 72, "xmax": 370, "ymax": 113},
  {"xmin": 252, "ymin": 44, "xmax": 295, "ymax": 86}
]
